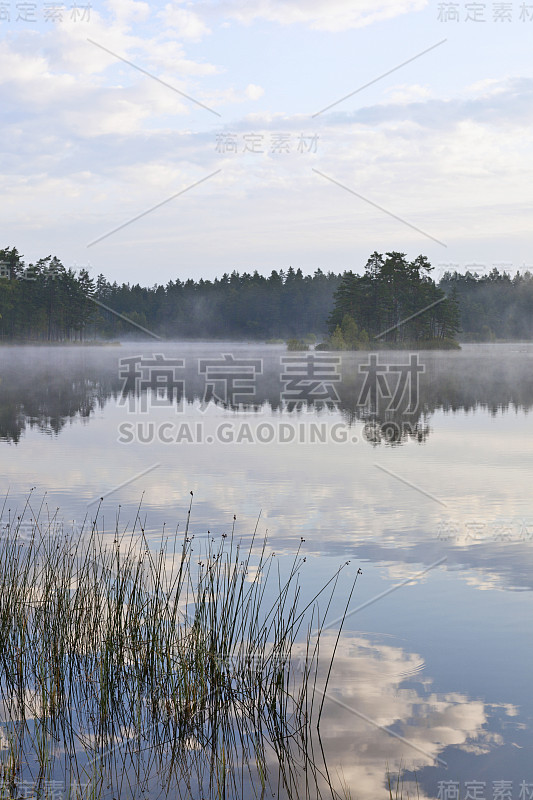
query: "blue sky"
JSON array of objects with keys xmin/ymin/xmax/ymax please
[{"xmin": 1, "ymin": 0, "xmax": 533, "ymax": 284}]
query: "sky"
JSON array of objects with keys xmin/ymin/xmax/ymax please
[{"xmin": 1, "ymin": 0, "xmax": 533, "ymax": 285}]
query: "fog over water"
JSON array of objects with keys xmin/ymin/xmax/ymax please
[{"xmin": 1, "ymin": 342, "xmax": 532, "ymax": 798}]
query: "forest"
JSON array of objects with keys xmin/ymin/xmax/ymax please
[
  {"xmin": 0, "ymin": 246, "xmax": 338, "ymax": 341},
  {"xmin": 1, "ymin": 245, "xmax": 533, "ymax": 343},
  {"xmin": 440, "ymin": 268, "xmax": 533, "ymax": 341}
]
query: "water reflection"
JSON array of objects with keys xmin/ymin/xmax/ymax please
[
  {"xmin": 1, "ymin": 344, "xmax": 533, "ymax": 444},
  {"xmin": 307, "ymin": 632, "xmax": 519, "ymax": 800},
  {"xmin": 1, "ymin": 343, "xmax": 532, "ymax": 796},
  {"xmin": 0, "ymin": 618, "xmax": 516, "ymax": 800}
]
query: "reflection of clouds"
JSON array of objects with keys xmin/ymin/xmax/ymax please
[
  {"xmin": 378, "ymin": 562, "xmax": 435, "ymax": 583},
  {"xmin": 6, "ymin": 392, "xmax": 533, "ymax": 594},
  {"xmin": 0, "ymin": 688, "xmax": 44, "ymax": 724},
  {"xmin": 296, "ymin": 632, "xmax": 515, "ymax": 800},
  {"xmin": 0, "ymin": 630, "xmax": 518, "ymax": 798},
  {"xmin": 5, "ymin": 398, "xmax": 533, "ymax": 597},
  {"xmin": 463, "ymin": 571, "xmax": 510, "ymax": 592}
]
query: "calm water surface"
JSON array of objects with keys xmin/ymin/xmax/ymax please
[{"xmin": 1, "ymin": 342, "xmax": 532, "ymax": 798}]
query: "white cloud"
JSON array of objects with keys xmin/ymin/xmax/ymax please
[
  {"xmin": 2, "ymin": 8, "xmax": 533, "ymax": 281},
  {"xmin": 105, "ymin": 0, "xmax": 151, "ymax": 24},
  {"xmin": 211, "ymin": 0, "xmax": 427, "ymax": 31},
  {"xmin": 384, "ymin": 83, "xmax": 432, "ymax": 104},
  {"xmin": 245, "ymin": 83, "xmax": 265, "ymax": 101},
  {"xmin": 160, "ymin": 4, "xmax": 212, "ymax": 40}
]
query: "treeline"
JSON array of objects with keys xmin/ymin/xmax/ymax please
[
  {"xmin": 94, "ymin": 267, "xmax": 340, "ymax": 340},
  {"xmin": 440, "ymin": 269, "xmax": 533, "ymax": 341},
  {"xmin": 2, "ymin": 244, "xmax": 533, "ymax": 342},
  {"xmin": 0, "ymin": 247, "xmax": 340, "ymax": 341}
]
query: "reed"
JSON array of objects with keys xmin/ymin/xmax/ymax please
[{"xmin": 0, "ymin": 495, "xmax": 355, "ymax": 799}]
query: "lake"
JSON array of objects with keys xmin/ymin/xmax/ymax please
[{"xmin": 1, "ymin": 342, "xmax": 532, "ymax": 799}]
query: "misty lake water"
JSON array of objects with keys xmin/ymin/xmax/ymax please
[{"xmin": 1, "ymin": 342, "xmax": 532, "ymax": 799}]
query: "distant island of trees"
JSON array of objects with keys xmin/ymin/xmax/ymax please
[
  {"xmin": 322, "ymin": 251, "xmax": 460, "ymax": 349},
  {"xmin": 1, "ymin": 245, "xmax": 533, "ymax": 345}
]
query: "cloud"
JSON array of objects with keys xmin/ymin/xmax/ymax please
[
  {"xmin": 2, "ymin": 6, "xmax": 533, "ymax": 281},
  {"xmin": 384, "ymin": 83, "xmax": 432, "ymax": 104},
  {"xmin": 205, "ymin": 0, "xmax": 427, "ymax": 32},
  {"xmin": 245, "ymin": 83, "xmax": 265, "ymax": 101},
  {"xmin": 159, "ymin": 4, "xmax": 212, "ymax": 40},
  {"xmin": 106, "ymin": 0, "xmax": 151, "ymax": 24},
  {"xmin": 323, "ymin": 77, "xmax": 533, "ymax": 129}
]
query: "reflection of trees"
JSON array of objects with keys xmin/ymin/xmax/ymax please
[
  {"xmin": 2, "ymin": 346, "xmax": 533, "ymax": 444},
  {"xmin": 358, "ymin": 417, "xmax": 431, "ymax": 446},
  {"xmin": 0, "ymin": 355, "xmax": 119, "ymax": 442}
]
